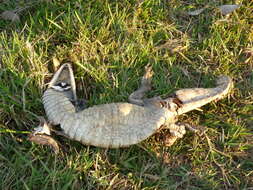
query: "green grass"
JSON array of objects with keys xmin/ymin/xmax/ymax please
[{"xmin": 0, "ymin": 0, "xmax": 252, "ymax": 189}]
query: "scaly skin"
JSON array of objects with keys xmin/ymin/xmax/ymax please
[{"xmin": 31, "ymin": 64, "xmax": 233, "ymax": 149}]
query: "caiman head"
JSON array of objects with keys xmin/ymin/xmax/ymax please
[{"xmin": 48, "ymin": 63, "xmax": 77, "ymax": 104}]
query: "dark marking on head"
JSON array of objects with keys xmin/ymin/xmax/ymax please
[
  {"xmin": 172, "ymin": 97, "xmax": 183, "ymax": 108},
  {"xmin": 162, "ymin": 93, "xmax": 183, "ymax": 110},
  {"xmin": 159, "ymin": 97, "xmax": 182, "ymax": 111},
  {"xmin": 159, "ymin": 101, "xmax": 170, "ymax": 109}
]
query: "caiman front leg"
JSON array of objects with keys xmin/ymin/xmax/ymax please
[
  {"xmin": 163, "ymin": 122, "xmax": 203, "ymax": 146},
  {"xmin": 163, "ymin": 123, "xmax": 187, "ymax": 146},
  {"xmin": 128, "ymin": 65, "xmax": 153, "ymax": 106}
]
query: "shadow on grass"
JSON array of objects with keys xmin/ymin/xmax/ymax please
[{"xmin": 1, "ymin": 0, "xmax": 253, "ymax": 189}]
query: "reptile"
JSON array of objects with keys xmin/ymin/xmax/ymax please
[{"xmin": 30, "ymin": 63, "xmax": 233, "ymax": 149}]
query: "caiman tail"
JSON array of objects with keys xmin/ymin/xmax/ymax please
[
  {"xmin": 174, "ymin": 76, "xmax": 233, "ymax": 115},
  {"xmin": 47, "ymin": 63, "xmax": 77, "ymax": 102},
  {"xmin": 43, "ymin": 63, "xmax": 77, "ymax": 125}
]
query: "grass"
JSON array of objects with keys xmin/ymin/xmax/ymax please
[{"xmin": 0, "ymin": 0, "xmax": 252, "ymax": 189}]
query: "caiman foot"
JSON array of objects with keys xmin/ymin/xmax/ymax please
[
  {"xmin": 128, "ymin": 64, "xmax": 154, "ymax": 106},
  {"xmin": 28, "ymin": 117, "xmax": 60, "ymax": 154},
  {"xmin": 164, "ymin": 123, "xmax": 186, "ymax": 146},
  {"xmin": 28, "ymin": 133, "xmax": 60, "ymax": 154},
  {"xmin": 164, "ymin": 123, "xmax": 205, "ymax": 146}
]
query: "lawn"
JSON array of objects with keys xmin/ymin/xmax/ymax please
[{"xmin": 0, "ymin": 0, "xmax": 252, "ymax": 189}]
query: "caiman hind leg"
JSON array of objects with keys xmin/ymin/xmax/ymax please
[
  {"xmin": 29, "ymin": 117, "xmax": 60, "ymax": 154},
  {"xmin": 128, "ymin": 65, "xmax": 154, "ymax": 106}
]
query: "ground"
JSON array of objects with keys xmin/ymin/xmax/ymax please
[{"xmin": 0, "ymin": 0, "xmax": 252, "ymax": 189}]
